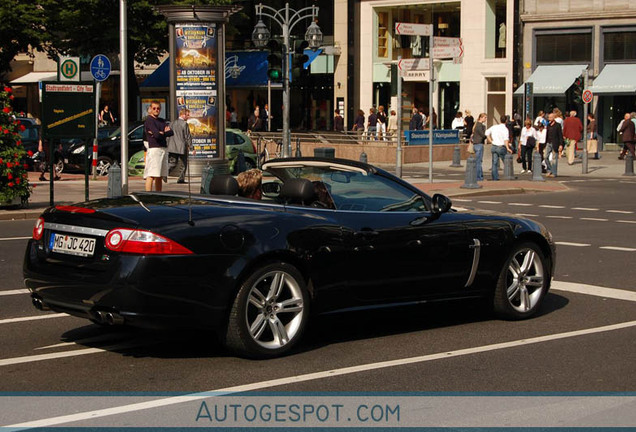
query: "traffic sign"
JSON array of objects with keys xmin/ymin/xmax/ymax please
[
  {"xmin": 59, "ymin": 56, "xmax": 80, "ymax": 82},
  {"xmin": 395, "ymin": 22, "xmax": 433, "ymax": 36},
  {"xmin": 398, "ymin": 58, "xmax": 430, "ymax": 73},
  {"xmin": 582, "ymin": 89, "xmax": 593, "ymax": 104},
  {"xmin": 434, "ymin": 37, "xmax": 461, "ymax": 47},
  {"xmin": 90, "ymin": 54, "xmax": 111, "ymax": 82}
]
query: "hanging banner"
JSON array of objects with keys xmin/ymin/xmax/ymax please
[{"xmin": 175, "ymin": 23, "xmax": 218, "ymax": 158}]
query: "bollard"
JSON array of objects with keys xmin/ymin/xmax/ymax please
[
  {"xmin": 503, "ymin": 153, "xmax": 516, "ymax": 180},
  {"xmin": 107, "ymin": 162, "xmax": 122, "ymax": 198},
  {"xmin": 624, "ymin": 154, "xmax": 635, "ymax": 176},
  {"xmin": 460, "ymin": 156, "xmax": 482, "ymax": 189},
  {"xmin": 532, "ymin": 151, "xmax": 545, "ymax": 182},
  {"xmin": 449, "ymin": 144, "xmax": 462, "ymax": 167},
  {"xmin": 200, "ymin": 163, "xmax": 214, "ymax": 194},
  {"xmin": 236, "ymin": 150, "xmax": 247, "ymax": 174},
  {"xmin": 360, "ymin": 151, "xmax": 368, "ymax": 164},
  {"xmin": 295, "ymin": 138, "xmax": 302, "ymax": 157}
]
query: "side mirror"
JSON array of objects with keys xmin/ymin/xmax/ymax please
[
  {"xmin": 431, "ymin": 193, "xmax": 452, "ymax": 214},
  {"xmin": 262, "ymin": 181, "xmax": 282, "ymax": 197}
]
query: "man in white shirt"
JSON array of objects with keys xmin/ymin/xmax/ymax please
[{"xmin": 485, "ymin": 115, "xmax": 512, "ymax": 181}]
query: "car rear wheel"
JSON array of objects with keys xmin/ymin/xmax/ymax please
[
  {"xmin": 54, "ymin": 158, "xmax": 64, "ymax": 175},
  {"xmin": 96, "ymin": 156, "xmax": 112, "ymax": 177},
  {"xmin": 493, "ymin": 242, "xmax": 549, "ymax": 320},
  {"xmin": 225, "ymin": 262, "xmax": 308, "ymax": 359}
]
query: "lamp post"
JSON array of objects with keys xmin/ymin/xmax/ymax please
[{"xmin": 252, "ymin": 3, "xmax": 322, "ymax": 157}]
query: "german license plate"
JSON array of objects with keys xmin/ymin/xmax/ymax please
[{"xmin": 49, "ymin": 233, "xmax": 96, "ymax": 257}]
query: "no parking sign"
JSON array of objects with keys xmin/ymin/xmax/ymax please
[{"xmin": 582, "ymin": 89, "xmax": 593, "ymax": 104}]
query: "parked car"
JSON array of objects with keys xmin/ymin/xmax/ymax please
[
  {"xmin": 127, "ymin": 128, "xmax": 257, "ymax": 177},
  {"xmin": 24, "ymin": 157, "xmax": 556, "ymax": 359}
]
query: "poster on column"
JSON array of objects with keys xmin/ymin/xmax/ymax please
[
  {"xmin": 175, "ymin": 23, "xmax": 218, "ymax": 159},
  {"xmin": 177, "ymin": 92, "xmax": 218, "ymax": 158}
]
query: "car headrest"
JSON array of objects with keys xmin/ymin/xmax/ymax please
[
  {"xmin": 208, "ymin": 175, "xmax": 239, "ymax": 196},
  {"xmin": 280, "ymin": 178, "xmax": 315, "ymax": 205}
]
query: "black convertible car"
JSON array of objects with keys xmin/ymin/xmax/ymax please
[{"xmin": 24, "ymin": 157, "xmax": 556, "ymax": 358}]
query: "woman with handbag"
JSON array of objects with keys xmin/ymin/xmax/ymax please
[
  {"xmin": 587, "ymin": 113, "xmax": 599, "ymax": 159},
  {"xmin": 519, "ymin": 119, "xmax": 538, "ymax": 174}
]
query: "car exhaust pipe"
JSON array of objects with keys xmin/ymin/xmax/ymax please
[{"xmin": 104, "ymin": 312, "xmax": 124, "ymax": 325}]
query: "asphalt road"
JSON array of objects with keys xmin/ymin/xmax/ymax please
[{"xmin": 1, "ymin": 176, "xmax": 635, "ymax": 427}]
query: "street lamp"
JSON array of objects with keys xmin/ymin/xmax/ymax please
[{"xmin": 252, "ymin": 3, "xmax": 322, "ymax": 157}]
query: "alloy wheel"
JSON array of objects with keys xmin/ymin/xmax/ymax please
[{"xmin": 505, "ymin": 248, "xmax": 545, "ymax": 313}]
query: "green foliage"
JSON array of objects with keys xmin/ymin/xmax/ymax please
[
  {"xmin": 0, "ymin": 0, "xmax": 47, "ymax": 76},
  {"xmin": 0, "ymin": 85, "xmax": 31, "ymax": 204}
]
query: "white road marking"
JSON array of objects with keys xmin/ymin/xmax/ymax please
[
  {"xmin": 551, "ymin": 281, "xmax": 636, "ymax": 302},
  {"xmin": 0, "ymin": 289, "xmax": 29, "ymax": 296},
  {"xmin": 0, "ymin": 236, "xmax": 31, "ymax": 241},
  {"xmin": 547, "ymin": 215, "xmax": 573, "ymax": 219},
  {"xmin": 540, "ymin": 205, "xmax": 566, "ymax": 209},
  {"xmin": 477, "ymin": 201, "xmax": 502, "ymax": 204},
  {"xmin": 0, "ymin": 314, "xmax": 68, "ymax": 325},
  {"xmin": 580, "ymin": 217, "xmax": 609, "ymax": 222},
  {"xmin": 554, "ymin": 242, "xmax": 591, "ymax": 247},
  {"xmin": 617, "ymin": 220, "xmax": 636, "ymax": 224},
  {"xmin": 599, "ymin": 246, "xmax": 636, "ymax": 252},
  {"xmin": 5, "ymin": 320, "xmax": 636, "ymax": 429},
  {"xmin": 607, "ymin": 210, "xmax": 633, "ymax": 214},
  {"xmin": 452, "ymin": 199, "xmax": 472, "ymax": 202},
  {"xmin": 515, "ymin": 213, "xmax": 539, "ymax": 217},
  {"xmin": 572, "ymin": 207, "xmax": 600, "ymax": 211},
  {"xmin": 508, "ymin": 203, "xmax": 533, "ymax": 206}
]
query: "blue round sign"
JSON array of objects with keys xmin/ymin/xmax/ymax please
[{"xmin": 90, "ymin": 54, "xmax": 111, "ymax": 82}]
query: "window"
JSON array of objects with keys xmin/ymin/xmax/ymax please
[
  {"xmin": 535, "ymin": 31, "xmax": 592, "ymax": 63},
  {"xmin": 486, "ymin": 0, "xmax": 507, "ymax": 59},
  {"xmin": 603, "ymin": 29, "xmax": 636, "ymax": 62},
  {"xmin": 377, "ymin": 11, "xmax": 389, "ymax": 58},
  {"xmin": 486, "ymin": 77, "xmax": 506, "ymax": 126}
]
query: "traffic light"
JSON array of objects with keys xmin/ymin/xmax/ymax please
[
  {"xmin": 292, "ymin": 40, "xmax": 309, "ymax": 81},
  {"xmin": 267, "ymin": 40, "xmax": 282, "ymax": 83}
]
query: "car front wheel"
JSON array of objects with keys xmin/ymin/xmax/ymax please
[
  {"xmin": 225, "ymin": 262, "xmax": 309, "ymax": 359},
  {"xmin": 493, "ymin": 242, "xmax": 549, "ymax": 320},
  {"xmin": 96, "ymin": 156, "xmax": 112, "ymax": 177}
]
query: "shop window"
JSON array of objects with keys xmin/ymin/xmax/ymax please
[
  {"xmin": 603, "ymin": 30, "xmax": 636, "ymax": 62},
  {"xmin": 486, "ymin": 0, "xmax": 507, "ymax": 59},
  {"xmin": 378, "ymin": 11, "xmax": 389, "ymax": 59},
  {"xmin": 535, "ymin": 31, "xmax": 592, "ymax": 64}
]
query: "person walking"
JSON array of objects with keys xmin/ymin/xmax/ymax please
[
  {"xmin": 587, "ymin": 113, "xmax": 599, "ymax": 159},
  {"xmin": 409, "ymin": 107, "xmax": 423, "ymax": 131},
  {"xmin": 544, "ymin": 113, "xmax": 564, "ymax": 177},
  {"xmin": 376, "ymin": 105, "xmax": 387, "ymax": 140},
  {"xmin": 519, "ymin": 119, "xmax": 538, "ymax": 174},
  {"xmin": 353, "ymin": 109, "xmax": 365, "ymax": 139},
  {"xmin": 485, "ymin": 115, "xmax": 512, "ymax": 181},
  {"xmin": 562, "ymin": 110, "xmax": 583, "ymax": 165},
  {"xmin": 470, "ymin": 113, "xmax": 488, "ymax": 181},
  {"xmin": 619, "ymin": 112, "xmax": 636, "ymax": 159},
  {"xmin": 536, "ymin": 122, "xmax": 547, "ymax": 172},
  {"xmin": 333, "ymin": 109, "xmax": 344, "ymax": 132},
  {"xmin": 247, "ymin": 107, "xmax": 262, "ymax": 133},
  {"xmin": 144, "ymin": 101, "xmax": 173, "ymax": 192},
  {"xmin": 463, "ymin": 109, "xmax": 475, "ymax": 138},
  {"xmin": 367, "ymin": 107, "xmax": 378, "ymax": 140},
  {"xmin": 387, "ymin": 109, "xmax": 398, "ymax": 139},
  {"xmin": 167, "ymin": 109, "xmax": 192, "ymax": 184}
]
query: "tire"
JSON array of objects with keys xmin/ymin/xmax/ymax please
[
  {"xmin": 493, "ymin": 242, "xmax": 549, "ymax": 320},
  {"xmin": 54, "ymin": 158, "xmax": 64, "ymax": 175},
  {"xmin": 96, "ymin": 156, "xmax": 112, "ymax": 177},
  {"xmin": 225, "ymin": 262, "xmax": 309, "ymax": 359}
]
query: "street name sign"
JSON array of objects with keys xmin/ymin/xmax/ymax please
[{"xmin": 395, "ymin": 22, "xmax": 433, "ymax": 36}]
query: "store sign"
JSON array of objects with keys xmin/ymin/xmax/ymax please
[{"xmin": 175, "ymin": 23, "xmax": 218, "ymax": 159}]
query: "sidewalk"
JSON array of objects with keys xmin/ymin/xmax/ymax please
[{"xmin": 0, "ymin": 150, "xmax": 630, "ymax": 221}]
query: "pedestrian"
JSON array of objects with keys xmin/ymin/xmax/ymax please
[
  {"xmin": 587, "ymin": 113, "xmax": 599, "ymax": 159},
  {"xmin": 387, "ymin": 109, "xmax": 398, "ymax": 139},
  {"xmin": 463, "ymin": 109, "xmax": 475, "ymax": 138},
  {"xmin": 353, "ymin": 109, "xmax": 365, "ymax": 139},
  {"xmin": 430, "ymin": 107, "xmax": 438, "ymax": 129},
  {"xmin": 167, "ymin": 109, "xmax": 192, "ymax": 184},
  {"xmin": 485, "ymin": 115, "xmax": 512, "ymax": 181},
  {"xmin": 618, "ymin": 112, "xmax": 636, "ymax": 160},
  {"xmin": 247, "ymin": 107, "xmax": 262, "ymax": 133},
  {"xmin": 260, "ymin": 104, "xmax": 270, "ymax": 131},
  {"xmin": 536, "ymin": 122, "xmax": 547, "ymax": 172},
  {"xmin": 37, "ymin": 137, "xmax": 61, "ymax": 182},
  {"xmin": 534, "ymin": 110, "xmax": 546, "ymax": 128},
  {"xmin": 230, "ymin": 107, "xmax": 239, "ymax": 129},
  {"xmin": 237, "ymin": 168, "xmax": 263, "ymax": 200},
  {"xmin": 519, "ymin": 119, "xmax": 538, "ymax": 174},
  {"xmin": 409, "ymin": 107, "xmax": 423, "ymax": 131},
  {"xmin": 367, "ymin": 107, "xmax": 378, "ymax": 140},
  {"xmin": 553, "ymin": 108, "xmax": 564, "ymax": 125},
  {"xmin": 451, "ymin": 111, "xmax": 464, "ymax": 130},
  {"xmin": 144, "ymin": 101, "xmax": 173, "ymax": 192},
  {"xmin": 376, "ymin": 105, "xmax": 387, "ymax": 140},
  {"xmin": 99, "ymin": 104, "xmax": 115, "ymax": 126},
  {"xmin": 544, "ymin": 113, "xmax": 564, "ymax": 177},
  {"xmin": 470, "ymin": 113, "xmax": 487, "ymax": 181},
  {"xmin": 563, "ymin": 110, "xmax": 582, "ymax": 165},
  {"xmin": 504, "ymin": 115, "xmax": 517, "ymax": 152},
  {"xmin": 333, "ymin": 109, "xmax": 344, "ymax": 132}
]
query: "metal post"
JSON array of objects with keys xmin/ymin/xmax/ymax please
[
  {"xmin": 428, "ymin": 34, "xmax": 434, "ymax": 183},
  {"xmin": 267, "ymin": 79, "xmax": 271, "ymax": 131},
  {"xmin": 582, "ymin": 68, "xmax": 589, "ymax": 174},
  {"xmin": 119, "ymin": 0, "xmax": 128, "ymax": 195},
  {"xmin": 396, "ymin": 56, "xmax": 403, "ymax": 178},
  {"xmin": 93, "ymin": 81, "xmax": 100, "ymax": 180},
  {"xmin": 282, "ymin": 5, "xmax": 290, "ymax": 157},
  {"xmin": 460, "ymin": 156, "xmax": 482, "ymax": 189},
  {"xmin": 624, "ymin": 154, "xmax": 635, "ymax": 176}
]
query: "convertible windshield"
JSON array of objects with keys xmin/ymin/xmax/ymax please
[{"xmin": 266, "ymin": 165, "xmax": 429, "ymax": 212}]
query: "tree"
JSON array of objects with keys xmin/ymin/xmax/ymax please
[
  {"xmin": 0, "ymin": 86, "xmax": 32, "ymax": 205},
  {"xmin": 0, "ymin": 0, "xmax": 47, "ymax": 78},
  {"xmin": 39, "ymin": 0, "xmax": 231, "ymax": 121}
]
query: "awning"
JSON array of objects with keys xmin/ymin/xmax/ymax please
[
  {"xmin": 10, "ymin": 71, "xmax": 119, "ymax": 84},
  {"xmin": 589, "ymin": 64, "xmax": 636, "ymax": 94},
  {"xmin": 514, "ymin": 64, "xmax": 588, "ymax": 96}
]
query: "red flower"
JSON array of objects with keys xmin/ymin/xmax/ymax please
[
  {"xmin": 8, "ymin": 182, "xmax": 14, "ymax": 187},
  {"xmin": 6, "ymin": 162, "xmax": 13, "ymax": 168},
  {"xmin": 0, "ymin": 158, "xmax": 3, "ymax": 164},
  {"xmin": 16, "ymin": 140, "xmax": 21, "ymax": 146},
  {"xmin": 19, "ymin": 124, "xmax": 25, "ymax": 132},
  {"xmin": 15, "ymin": 178, "xmax": 20, "ymax": 185},
  {"xmin": 27, "ymin": 150, "xmax": 33, "ymax": 157},
  {"xmin": 9, "ymin": 95, "xmax": 14, "ymax": 100},
  {"xmin": 7, "ymin": 173, "xmax": 13, "ymax": 180},
  {"xmin": 2, "ymin": 107, "xmax": 10, "ymax": 113},
  {"xmin": 23, "ymin": 164, "xmax": 29, "ymax": 169},
  {"xmin": 3, "ymin": 129, "xmax": 8, "ymax": 134},
  {"xmin": 4, "ymin": 86, "xmax": 12, "ymax": 93}
]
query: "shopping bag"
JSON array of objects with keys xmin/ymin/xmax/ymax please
[{"xmin": 587, "ymin": 139, "xmax": 598, "ymax": 154}]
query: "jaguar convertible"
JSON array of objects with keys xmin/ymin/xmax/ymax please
[{"xmin": 24, "ymin": 157, "xmax": 556, "ymax": 358}]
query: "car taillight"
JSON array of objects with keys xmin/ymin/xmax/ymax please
[
  {"xmin": 55, "ymin": 205, "xmax": 96, "ymax": 214},
  {"xmin": 105, "ymin": 228, "xmax": 193, "ymax": 255},
  {"xmin": 33, "ymin": 217, "xmax": 44, "ymax": 240}
]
